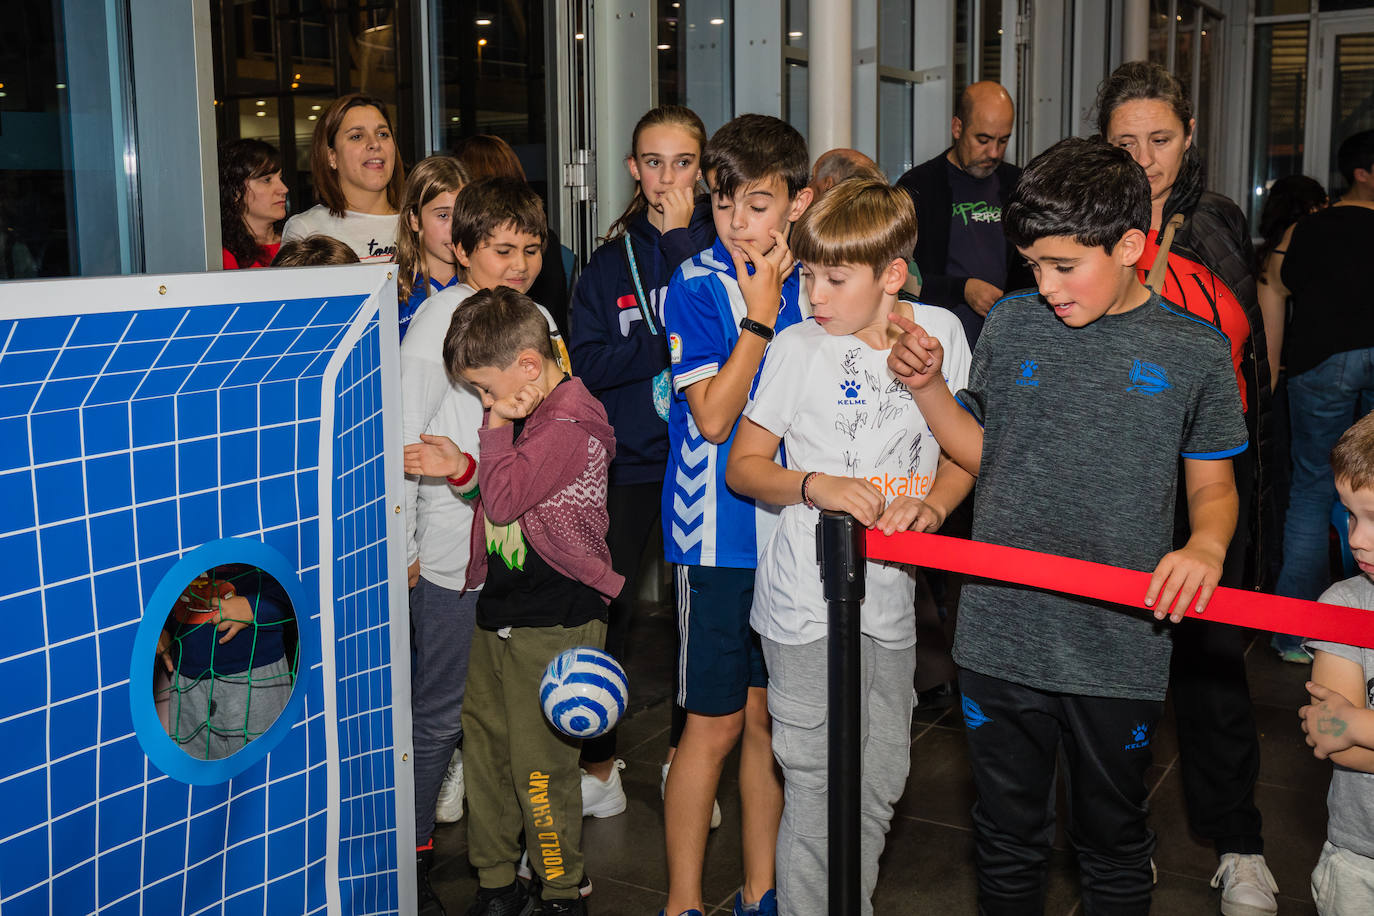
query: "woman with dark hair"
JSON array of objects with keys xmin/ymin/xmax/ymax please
[
  {"xmin": 281, "ymin": 93, "xmax": 405, "ymax": 263},
  {"xmin": 1256, "ymin": 175, "xmax": 1328, "ymax": 391},
  {"xmin": 1098, "ymin": 60, "xmax": 1279, "ymax": 914},
  {"xmin": 452, "ymin": 133, "xmax": 570, "ymax": 336},
  {"xmin": 219, "ymin": 139, "xmax": 287, "ymax": 270}
]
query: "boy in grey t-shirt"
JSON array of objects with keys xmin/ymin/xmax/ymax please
[
  {"xmin": 1301, "ymin": 410, "xmax": 1374, "ymax": 915},
  {"xmin": 889, "ymin": 137, "xmax": 1247, "ymax": 913}
]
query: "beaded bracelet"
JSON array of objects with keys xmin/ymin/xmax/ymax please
[{"xmin": 800, "ymin": 471, "xmax": 820, "ymax": 509}]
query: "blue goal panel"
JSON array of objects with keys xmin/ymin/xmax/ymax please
[{"xmin": 0, "ymin": 267, "xmax": 410, "ymax": 916}]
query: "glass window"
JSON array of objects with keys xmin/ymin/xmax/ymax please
[
  {"xmin": 979, "ymin": 0, "xmax": 1002, "ymax": 85},
  {"xmin": 1197, "ymin": 15, "xmax": 1221, "ymax": 153},
  {"xmin": 211, "ymin": 0, "xmax": 416, "ymax": 217},
  {"xmin": 678, "ymin": 1, "xmax": 734, "ymax": 135},
  {"xmin": 785, "ymin": 0, "xmax": 807, "ymax": 50},
  {"xmin": 0, "ymin": 0, "xmax": 140, "ymax": 277},
  {"xmin": 1149, "ymin": 0, "xmax": 1170, "ymax": 68},
  {"xmin": 1324, "ymin": 32, "xmax": 1374, "ymax": 192},
  {"xmin": 1248, "ymin": 22, "xmax": 1310, "ymax": 228},
  {"xmin": 1257, "ymin": 0, "xmax": 1310, "ymax": 13},
  {"xmin": 435, "ymin": 2, "xmax": 549, "ymax": 188},
  {"xmin": 784, "ymin": 62, "xmax": 808, "ymax": 139},
  {"xmin": 878, "ymin": 78, "xmax": 914, "ymax": 181},
  {"xmin": 880, "ymin": 0, "xmax": 912, "ymax": 71},
  {"xmin": 1176, "ymin": 2, "xmax": 1198, "ymax": 103},
  {"xmin": 954, "ymin": 0, "xmax": 970, "ymax": 93},
  {"xmin": 659, "ymin": 1, "xmax": 684, "ymax": 103}
]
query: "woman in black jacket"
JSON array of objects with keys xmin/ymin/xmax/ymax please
[{"xmin": 1098, "ymin": 60, "xmax": 1280, "ymax": 915}]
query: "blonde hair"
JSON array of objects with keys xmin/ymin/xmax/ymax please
[
  {"xmin": 395, "ymin": 156, "xmax": 469, "ymax": 302},
  {"xmin": 789, "ymin": 177, "xmax": 917, "ymax": 274},
  {"xmin": 1332, "ymin": 411, "xmax": 1374, "ymax": 492}
]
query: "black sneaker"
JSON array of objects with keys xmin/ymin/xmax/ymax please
[
  {"xmin": 537, "ymin": 898, "xmax": 586, "ymax": 915},
  {"xmin": 465, "ymin": 881, "xmax": 536, "ymax": 916},
  {"xmin": 417, "ymin": 846, "xmax": 447, "ymax": 916}
]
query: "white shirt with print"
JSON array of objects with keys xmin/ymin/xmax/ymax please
[{"xmin": 282, "ymin": 204, "xmax": 399, "ymax": 263}]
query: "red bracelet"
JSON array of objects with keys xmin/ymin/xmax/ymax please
[
  {"xmin": 801, "ymin": 471, "xmax": 820, "ymax": 508},
  {"xmin": 446, "ymin": 452, "xmax": 476, "ymax": 488}
]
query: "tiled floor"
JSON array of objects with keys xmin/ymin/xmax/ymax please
[{"xmin": 430, "ymin": 598, "xmax": 1329, "ymax": 915}]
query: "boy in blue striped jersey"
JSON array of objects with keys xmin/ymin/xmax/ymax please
[{"xmin": 658, "ymin": 114, "xmax": 813, "ymax": 916}]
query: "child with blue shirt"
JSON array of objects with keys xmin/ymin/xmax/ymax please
[
  {"xmin": 659, "ymin": 113, "xmax": 813, "ymax": 916},
  {"xmin": 727, "ymin": 178, "xmax": 974, "ymax": 916}
]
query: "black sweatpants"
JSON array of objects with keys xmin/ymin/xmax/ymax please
[
  {"xmin": 959, "ymin": 668, "xmax": 1163, "ymax": 916},
  {"xmin": 582, "ymin": 481, "xmax": 661, "ymax": 764}
]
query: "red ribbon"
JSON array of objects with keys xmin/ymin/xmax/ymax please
[{"xmin": 865, "ymin": 529, "xmax": 1374, "ymax": 651}]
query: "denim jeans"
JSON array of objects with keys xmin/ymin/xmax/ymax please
[{"xmin": 1273, "ymin": 348, "xmax": 1374, "ymax": 652}]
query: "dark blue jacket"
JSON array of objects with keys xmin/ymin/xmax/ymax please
[
  {"xmin": 172, "ymin": 565, "xmax": 289, "ymax": 680},
  {"xmin": 569, "ymin": 201, "xmax": 715, "ymax": 486}
]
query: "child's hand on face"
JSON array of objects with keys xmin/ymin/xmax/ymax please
[
  {"xmin": 659, "ymin": 186, "xmax": 696, "ymax": 232},
  {"xmin": 886, "ymin": 313, "xmax": 946, "ymax": 391},
  {"xmin": 808, "ymin": 474, "xmax": 885, "ymax": 527},
  {"xmin": 492, "ymin": 383, "xmax": 546, "ymax": 421},
  {"xmin": 731, "ymin": 230, "xmax": 796, "ymax": 327},
  {"xmin": 1143, "ymin": 541, "xmax": 1225, "ymax": 623},
  {"xmin": 215, "ymin": 595, "xmax": 254, "ymax": 645},
  {"xmin": 1301, "ymin": 681, "xmax": 1360, "ymax": 759},
  {"xmin": 876, "ymin": 495, "xmax": 946, "ymax": 536},
  {"xmin": 403, "ymin": 434, "xmax": 466, "ymax": 478}
]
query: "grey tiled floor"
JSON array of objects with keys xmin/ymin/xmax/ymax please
[{"xmin": 430, "ymin": 598, "xmax": 1328, "ymax": 915}]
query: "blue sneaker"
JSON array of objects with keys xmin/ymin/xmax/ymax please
[{"xmin": 733, "ymin": 890, "xmax": 776, "ymax": 916}]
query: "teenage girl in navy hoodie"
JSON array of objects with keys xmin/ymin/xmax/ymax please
[{"xmin": 569, "ymin": 105, "xmax": 715, "ymax": 815}]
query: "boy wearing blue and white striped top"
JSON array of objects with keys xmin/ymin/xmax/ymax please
[{"xmin": 658, "ymin": 114, "xmax": 812, "ymax": 916}]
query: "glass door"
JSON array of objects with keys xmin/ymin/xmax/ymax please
[
  {"xmin": 551, "ymin": 0, "xmax": 597, "ymax": 268},
  {"xmin": 1305, "ymin": 14, "xmax": 1374, "ymax": 194}
]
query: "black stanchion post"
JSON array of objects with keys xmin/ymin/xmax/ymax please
[{"xmin": 817, "ymin": 510, "xmax": 865, "ymax": 914}]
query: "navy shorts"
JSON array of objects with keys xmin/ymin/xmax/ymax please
[{"xmin": 675, "ymin": 565, "xmax": 768, "ymax": 715}]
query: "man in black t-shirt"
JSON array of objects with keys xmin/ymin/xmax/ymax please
[
  {"xmin": 1274, "ymin": 130, "xmax": 1374, "ymax": 654},
  {"xmin": 896, "ymin": 81, "xmax": 1031, "ymax": 347}
]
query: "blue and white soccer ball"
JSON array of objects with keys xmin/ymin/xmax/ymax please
[{"xmin": 539, "ymin": 647, "xmax": 629, "ymax": 739}]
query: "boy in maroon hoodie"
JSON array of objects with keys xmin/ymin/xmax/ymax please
[{"xmin": 403, "ymin": 286, "xmax": 623, "ymax": 916}]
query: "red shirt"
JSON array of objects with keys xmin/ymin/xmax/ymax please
[
  {"xmin": 222, "ymin": 243, "xmax": 281, "ymax": 270},
  {"xmin": 1136, "ymin": 238, "xmax": 1249, "ymax": 413}
]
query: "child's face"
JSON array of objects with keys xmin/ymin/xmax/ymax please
[
  {"xmin": 458, "ymin": 223, "xmax": 544, "ymax": 295},
  {"xmin": 707, "ymin": 171, "xmax": 811, "ymax": 258},
  {"xmin": 409, "ymin": 189, "xmax": 459, "ymax": 269},
  {"xmin": 461, "ymin": 353, "xmax": 534, "ymax": 409},
  {"xmin": 802, "ymin": 260, "xmax": 901, "ymax": 338},
  {"xmin": 1017, "ymin": 233, "xmax": 1145, "ymax": 327},
  {"xmin": 1338, "ymin": 477, "xmax": 1374, "ymax": 578},
  {"xmin": 628, "ymin": 124, "xmax": 701, "ymax": 210}
]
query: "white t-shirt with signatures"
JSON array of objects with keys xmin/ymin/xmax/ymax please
[{"xmin": 744, "ymin": 303, "xmax": 972, "ymax": 648}]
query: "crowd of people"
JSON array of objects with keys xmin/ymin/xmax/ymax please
[{"xmin": 210, "ymin": 59, "xmax": 1374, "ymax": 916}]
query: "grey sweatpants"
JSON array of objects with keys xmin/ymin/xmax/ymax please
[
  {"xmin": 1314, "ymin": 840, "xmax": 1374, "ymax": 916},
  {"xmin": 761, "ymin": 635, "xmax": 916, "ymax": 916},
  {"xmin": 410, "ymin": 577, "xmax": 479, "ymax": 844},
  {"xmin": 161, "ymin": 656, "xmax": 293, "ymax": 761}
]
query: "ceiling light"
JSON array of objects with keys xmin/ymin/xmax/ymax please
[
  {"xmin": 575, "ymin": 32, "xmax": 584, "ymax": 40},
  {"xmin": 709, "ymin": 17, "xmax": 724, "ymax": 25},
  {"xmin": 657, "ymin": 43, "xmax": 671, "ymax": 50},
  {"xmin": 256, "ymin": 100, "xmax": 266, "ymax": 106},
  {"xmin": 788, "ymin": 31, "xmax": 803, "ymax": 38},
  {"xmin": 478, "ymin": 38, "xmax": 488, "ymax": 46},
  {"xmin": 311, "ymin": 104, "xmax": 321, "ymax": 111},
  {"xmin": 308, "ymin": 115, "xmax": 317, "ymax": 120},
  {"xmin": 451, "ymin": 116, "xmax": 459, "ymax": 122},
  {"xmin": 476, "ymin": 18, "xmax": 491, "ymax": 25},
  {"xmin": 55, "ymin": 83, "xmax": 66, "ymax": 89},
  {"xmin": 256, "ymin": 111, "xmax": 266, "ymax": 117}
]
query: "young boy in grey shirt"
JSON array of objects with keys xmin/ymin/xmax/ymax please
[
  {"xmin": 1301, "ymin": 410, "xmax": 1374, "ymax": 915},
  {"xmin": 889, "ymin": 137, "xmax": 1247, "ymax": 913}
]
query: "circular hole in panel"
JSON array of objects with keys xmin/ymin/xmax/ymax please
[{"xmin": 130, "ymin": 538, "xmax": 314, "ymax": 784}]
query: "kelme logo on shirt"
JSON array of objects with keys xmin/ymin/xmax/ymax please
[
  {"xmin": 1124, "ymin": 722, "xmax": 1151, "ymax": 751},
  {"xmin": 837, "ymin": 378, "xmax": 866, "ymax": 405},
  {"xmin": 669, "ymin": 332, "xmax": 683, "ymax": 365},
  {"xmin": 1015, "ymin": 360, "xmax": 1039, "ymax": 387},
  {"xmin": 1127, "ymin": 359, "xmax": 1172, "ymax": 396}
]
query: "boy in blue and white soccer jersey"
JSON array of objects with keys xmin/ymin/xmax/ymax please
[{"xmin": 659, "ymin": 114, "xmax": 813, "ymax": 916}]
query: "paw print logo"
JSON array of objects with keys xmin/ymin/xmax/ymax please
[
  {"xmin": 1132, "ymin": 723, "xmax": 1149, "ymax": 742},
  {"xmin": 839, "ymin": 379, "xmax": 862, "ymax": 398},
  {"xmin": 1020, "ymin": 360, "xmax": 1037, "ymax": 378}
]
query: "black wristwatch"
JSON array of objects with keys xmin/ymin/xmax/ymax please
[{"xmin": 739, "ymin": 317, "xmax": 775, "ymax": 342}]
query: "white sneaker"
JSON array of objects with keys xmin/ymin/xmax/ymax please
[
  {"xmin": 1210, "ymin": 853, "xmax": 1278, "ymax": 916},
  {"xmin": 581, "ymin": 758, "xmax": 628, "ymax": 818},
  {"xmin": 660, "ymin": 761, "xmax": 722, "ymax": 830},
  {"xmin": 434, "ymin": 748, "xmax": 464, "ymax": 824}
]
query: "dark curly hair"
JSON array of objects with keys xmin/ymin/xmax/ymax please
[
  {"xmin": 219, "ymin": 138, "xmax": 283, "ymax": 268},
  {"xmin": 1256, "ymin": 174, "xmax": 1326, "ymax": 276}
]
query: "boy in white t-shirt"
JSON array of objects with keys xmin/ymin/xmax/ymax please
[{"xmin": 725, "ymin": 177, "xmax": 974, "ymax": 915}]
